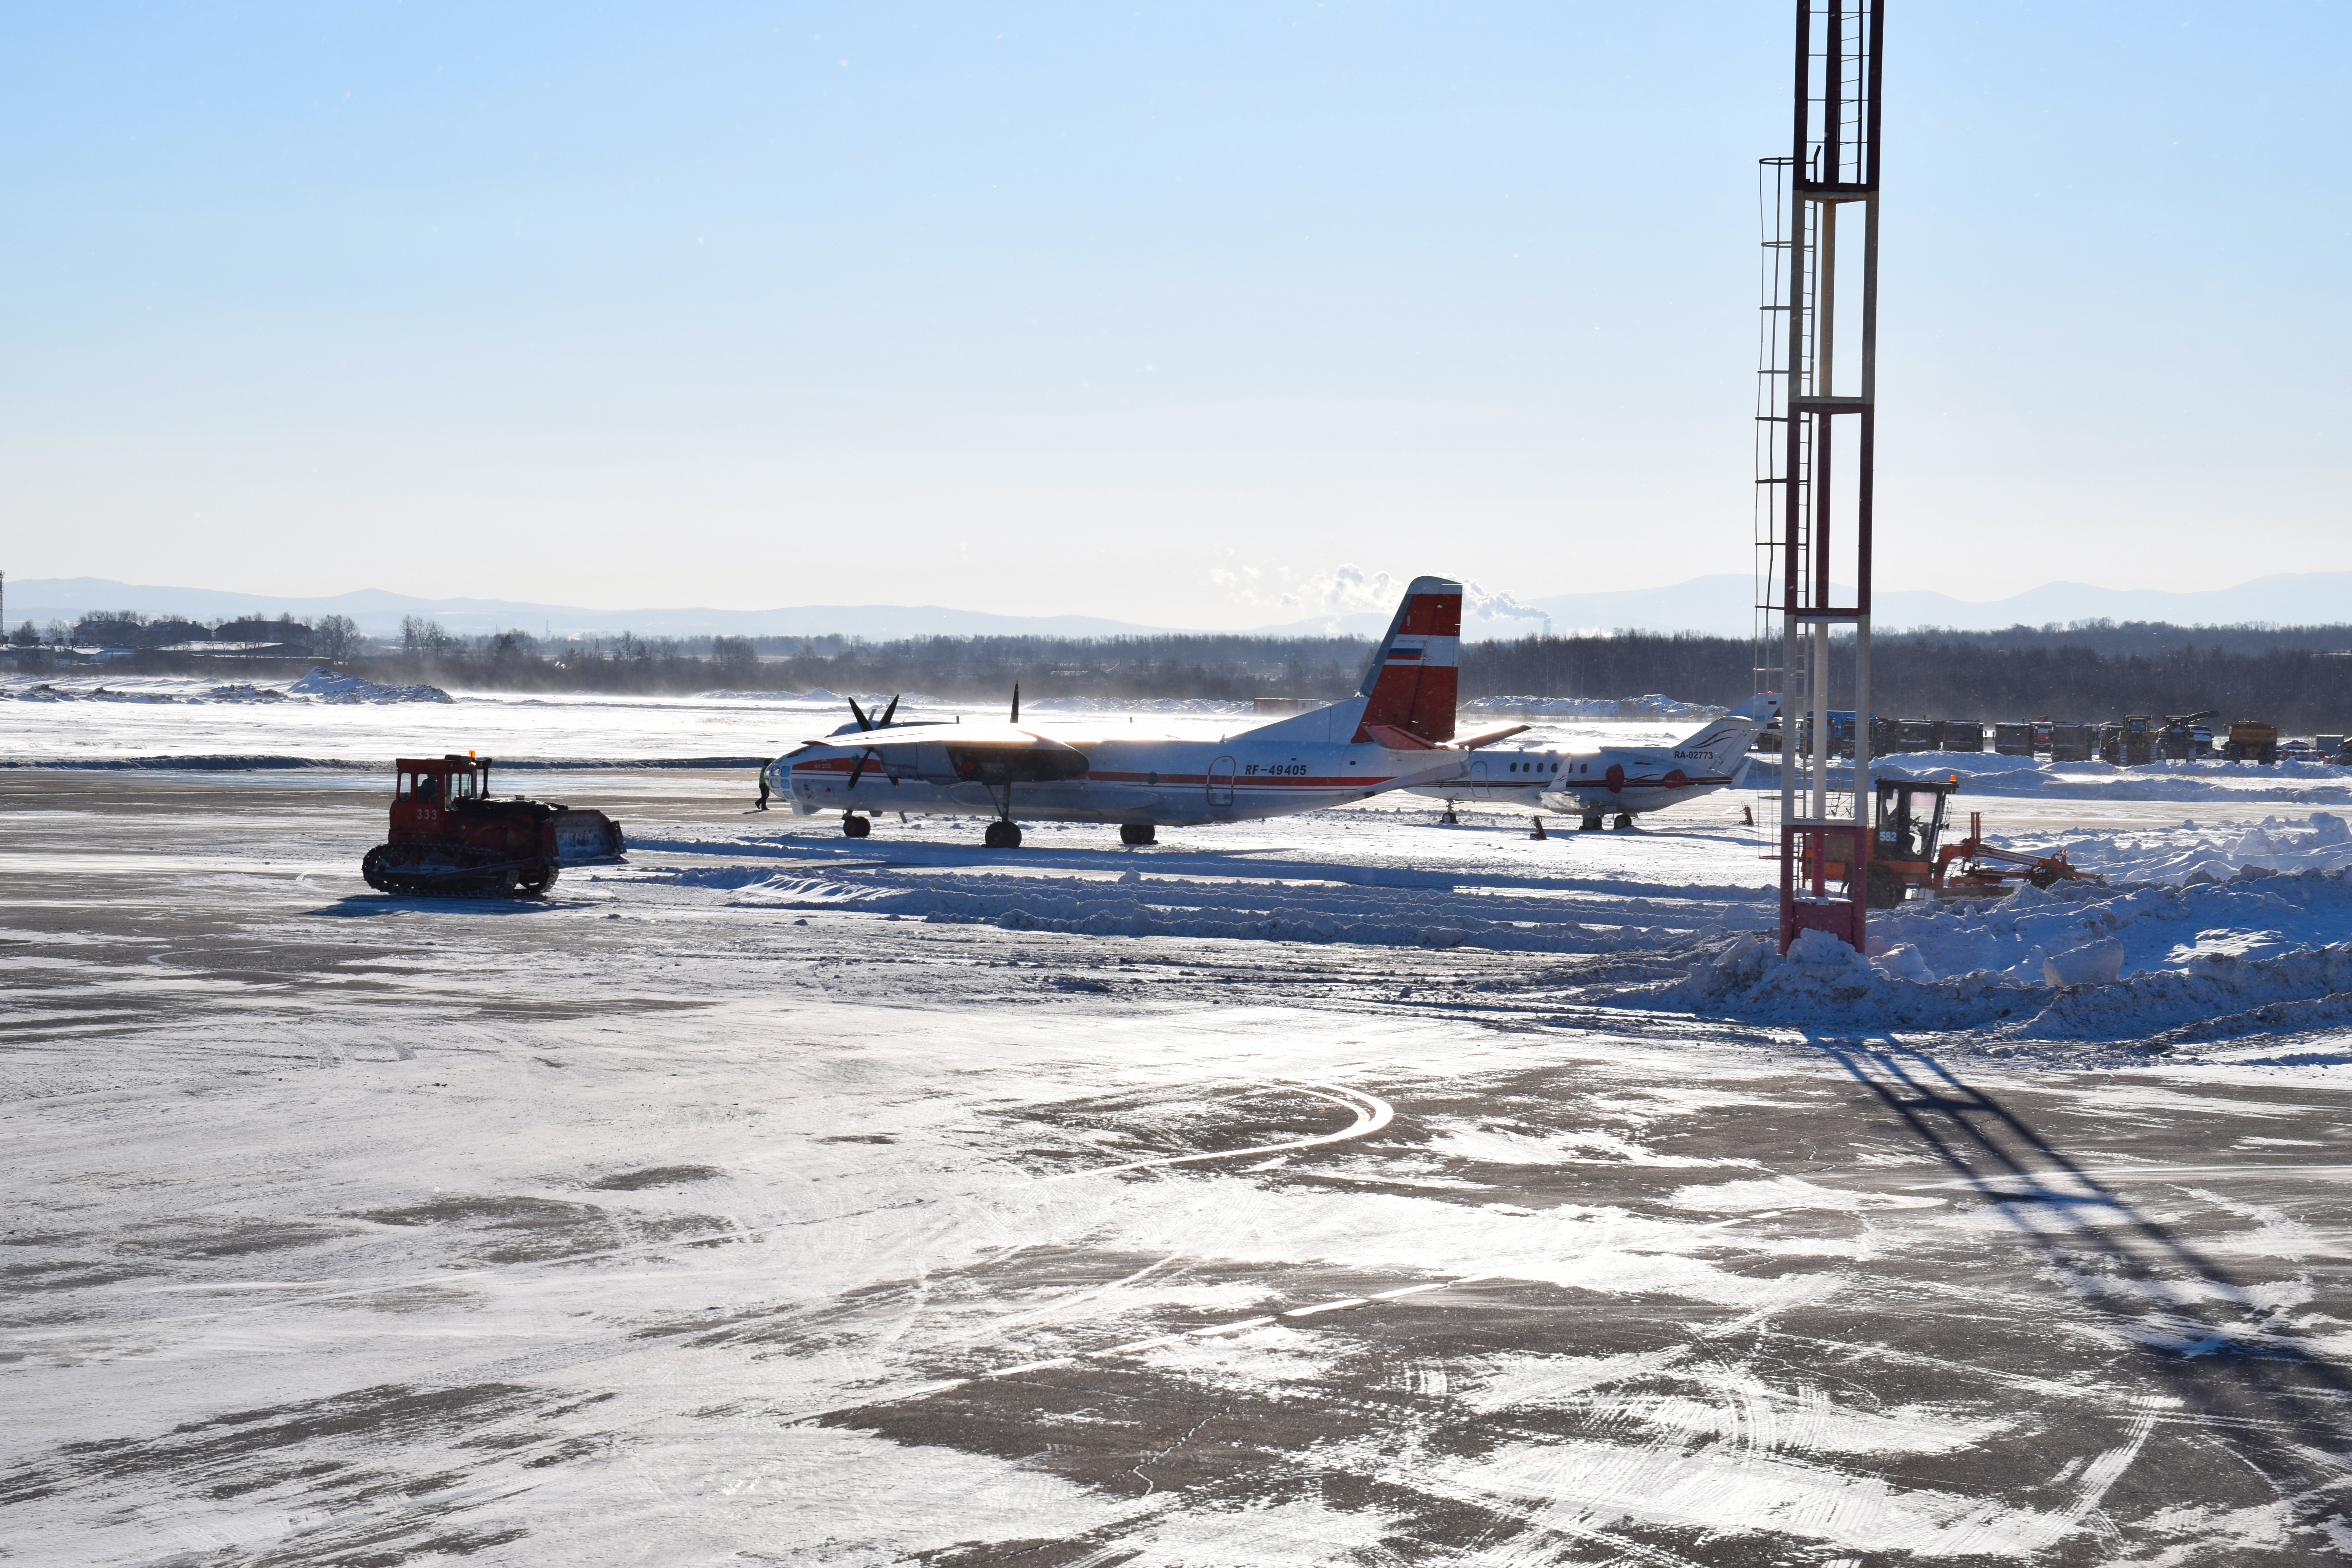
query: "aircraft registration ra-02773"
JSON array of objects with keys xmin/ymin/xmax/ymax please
[
  {"xmin": 1406, "ymin": 694, "xmax": 1781, "ymax": 831},
  {"xmin": 763, "ymin": 576, "xmax": 1529, "ymax": 848}
]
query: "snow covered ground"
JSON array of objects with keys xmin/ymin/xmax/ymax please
[{"xmin": 11, "ymin": 695, "xmax": 2352, "ymax": 1563}]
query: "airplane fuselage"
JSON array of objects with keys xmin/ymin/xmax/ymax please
[
  {"xmin": 1408, "ymin": 741, "xmax": 1750, "ymax": 819},
  {"xmin": 770, "ymin": 715, "xmax": 1464, "ymax": 826}
]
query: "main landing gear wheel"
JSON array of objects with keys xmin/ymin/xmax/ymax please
[
  {"xmin": 1613, "ymin": 814, "xmax": 1634, "ymax": 830},
  {"xmin": 1580, "ymin": 815, "xmax": 1604, "ymax": 833},
  {"xmin": 1120, "ymin": 823, "xmax": 1156, "ymax": 846},
  {"xmin": 985, "ymin": 821, "xmax": 1023, "ymax": 850},
  {"xmin": 842, "ymin": 814, "xmax": 871, "ymax": 838}
]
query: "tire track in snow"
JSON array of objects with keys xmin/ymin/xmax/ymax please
[
  {"xmin": 1020, "ymin": 1081, "xmax": 1394, "ymax": 1184},
  {"xmin": 35, "ymin": 1077, "xmax": 1394, "ymax": 1338}
]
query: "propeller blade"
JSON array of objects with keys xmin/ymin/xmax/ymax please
[
  {"xmin": 848, "ymin": 697, "xmax": 872, "ymax": 732},
  {"xmin": 1010, "ymin": 683, "xmax": 1020, "ymax": 724},
  {"xmin": 878, "ymin": 694, "xmax": 900, "ymax": 727},
  {"xmin": 847, "ymin": 750, "xmax": 869, "ymax": 790}
]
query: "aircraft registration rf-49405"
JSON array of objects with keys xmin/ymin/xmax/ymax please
[
  {"xmin": 764, "ymin": 576, "xmax": 1528, "ymax": 847},
  {"xmin": 1407, "ymin": 693, "xmax": 1781, "ymax": 831}
]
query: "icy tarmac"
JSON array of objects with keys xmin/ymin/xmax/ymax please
[{"xmin": 11, "ymin": 751, "xmax": 2352, "ymax": 1564}]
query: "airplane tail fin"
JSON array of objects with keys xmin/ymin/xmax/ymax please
[
  {"xmin": 1352, "ymin": 576, "xmax": 1462, "ymax": 747},
  {"xmin": 1670, "ymin": 692, "xmax": 1780, "ymax": 766}
]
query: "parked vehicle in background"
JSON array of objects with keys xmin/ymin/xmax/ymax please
[
  {"xmin": 1992, "ymin": 722, "xmax": 2035, "ymax": 757},
  {"xmin": 1939, "ymin": 720, "xmax": 1986, "ymax": 753},
  {"xmin": 2316, "ymin": 733, "xmax": 2344, "ymax": 761},
  {"xmin": 2223, "ymin": 720, "xmax": 2280, "ymax": 764},
  {"xmin": 2280, "ymin": 738, "xmax": 2320, "ymax": 763},
  {"xmin": 2100, "ymin": 715, "xmax": 2157, "ymax": 766},
  {"xmin": 2032, "ymin": 720, "xmax": 2056, "ymax": 753},
  {"xmin": 2159, "ymin": 710, "xmax": 2217, "ymax": 761},
  {"xmin": 2048, "ymin": 722, "xmax": 2096, "ymax": 762},
  {"xmin": 1795, "ymin": 711, "xmax": 1861, "ymax": 760}
]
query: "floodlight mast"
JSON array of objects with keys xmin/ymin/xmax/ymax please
[{"xmin": 1763, "ymin": 0, "xmax": 1883, "ymax": 953}]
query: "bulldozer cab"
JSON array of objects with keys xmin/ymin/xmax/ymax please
[
  {"xmin": 1873, "ymin": 777, "xmax": 1956, "ymax": 869},
  {"xmin": 392, "ymin": 755, "xmax": 491, "ymax": 830}
]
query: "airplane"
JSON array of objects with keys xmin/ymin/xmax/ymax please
[
  {"xmin": 762, "ymin": 576, "xmax": 1529, "ymax": 847},
  {"xmin": 1406, "ymin": 693, "xmax": 1781, "ymax": 831}
]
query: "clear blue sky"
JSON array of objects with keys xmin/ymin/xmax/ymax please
[{"xmin": 4, "ymin": 3, "xmax": 2343, "ymax": 626}]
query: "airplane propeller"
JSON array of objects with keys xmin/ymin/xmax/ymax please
[
  {"xmin": 842, "ymin": 694, "xmax": 906, "ymax": 791},
  {"xmin": 1010, "ymin": 683, "xmax": 1020, "ymax": 724},
  {"xmin": 847, "ymin": 694, "xmax": 901, "ymax": 732},
  {"xmin": 845, "ymin": 747, "xmax": 898, "ymax": 790}
]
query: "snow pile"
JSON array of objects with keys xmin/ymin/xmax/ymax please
[
  {"xmin": 196, "ymin": 683, "xmax": 290, "ymax": 704},
  {"xmin": 1464, "ymin": 694, "xmax": 1722, "ymax": 722},
  {"xmin": 286, "ymin": 668, "xmax": 452, "ymax": 704},
  {"xmin": 1658, "ymin": 868, "xmax": 2352, "ymax": 1047},
  {"xmin": 1986, "ymin": 812, "xmax": 2352, "ymax": 886},
  {"xmin": 1760, "ymin": 752, "xmax": 2352, "ymax": 807},
  {"xmin": 700, "ymin": 688, "xmax": 946, "ymax": 706},
  {"xmin": 18, "ymin": 685, "xmax": 183, "ymax": 704}
]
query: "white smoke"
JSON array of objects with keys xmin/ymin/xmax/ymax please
[
  {"xmin": 1463, "ymin": 580, "xmax": 1552, "ymax": 638},
  {"xmin": 1211, "ymin": 560, "xmax": 1402, "ymax": 627},
  {"xmin": 1286, "ymin": 564, "xmax": 1399, "ymax": 616},
  {"xmin": 1213, "ymin": 562, "xmax": 1554, "ymax": 637}
]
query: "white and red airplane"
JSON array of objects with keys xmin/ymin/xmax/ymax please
[
  {"xmin": 1407, "ymin": 694, "xmax": 1780, "ymax": 830},
  {"xmin": 763, "ymin": 576, "xmax": 1526, "ymax": 847}
]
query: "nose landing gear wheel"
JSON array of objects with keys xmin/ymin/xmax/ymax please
[
  {"xmin": 985, "ymin": 821, "xmax": 1023, "ymax": 849},
  {"xmin": 842, "ymin": 814, "xmax": 871, "ymax": 838},
  {"xmin": 1119, "ymin": 823, "xmax": 1155, "ymax": 845}
]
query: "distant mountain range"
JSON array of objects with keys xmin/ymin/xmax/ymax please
[{"xmin": 10, "ymin": 573, "xmax": 2350, "ymax": 644}]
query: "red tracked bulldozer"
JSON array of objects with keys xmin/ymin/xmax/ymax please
[{"xmin": 361, "ymin": 754, "xmax": 625, "ymax": 897}]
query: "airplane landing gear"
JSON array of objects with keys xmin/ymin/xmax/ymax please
[
  {"xmin": 842, "ymin": 814, "xmax": 871, "ymax": 838},
  {"xmin": 1439, "ymin": 799, "xmax": 1459, "ymax": 825},
  {"xmin": 985, "ymin": 820, "xmax": 1024, "ymax": 849},
  {"xmin": 1120, "ymin": 823, "xmax": 1155, "ymax": 845},
  {"xmin": 1580, "ymin": 814, "xmax": 1604, "ymax": 832},
  {"xmin": 1613, "ymin": 813, "xmax": 1634, "ymax": 830}
]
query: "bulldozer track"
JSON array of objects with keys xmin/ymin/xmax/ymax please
[{"xmin": 361, "ymin": 845, "xmax": 557, "ymax": 899}]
